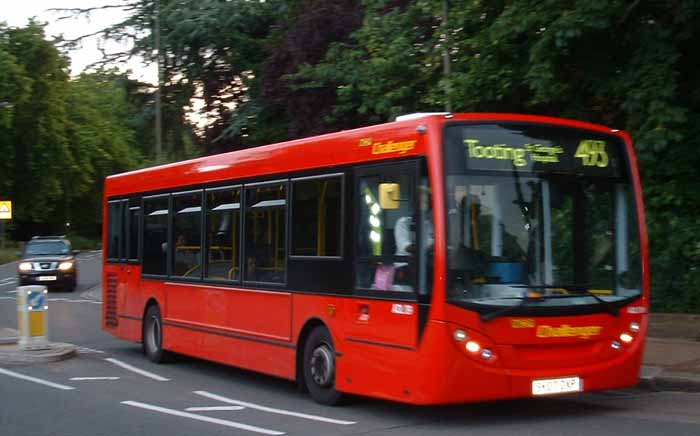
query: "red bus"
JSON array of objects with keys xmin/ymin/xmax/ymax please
[{"xmin": 103, "ymin": 113, "xmax": 649, "ymax": 405}]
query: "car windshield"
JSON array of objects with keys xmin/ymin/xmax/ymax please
[
  {"xmin": 443, "ymin": 123, "xmax": 642, "ymax": 313},
  {"xmin": 25, "ymin": 241, "xmax": 70, "ymax": 256}
]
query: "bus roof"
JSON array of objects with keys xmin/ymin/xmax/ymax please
[{"xmin": 105, "ymin": 113, "xmax": 626, "ymax": 197}]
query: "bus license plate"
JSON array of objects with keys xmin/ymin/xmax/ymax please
[
  {"xmin": 532, "ymin": 377, "xmax": 581, "ymax": 396},
  {"xmin": 38, "ymin": 276, "xmax": 57, "ymax": 281}
]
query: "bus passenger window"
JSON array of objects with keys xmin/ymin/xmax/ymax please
[
  {"xmin": 172, "ymin": 192, "xmax": 203, "ymax": 278},
  {"xmin": 291, "ymin": 176, "xmax": 342, "ymax": 257},
  {"xmin": 205, "ymin": 187, "xmax": 241, "ymax": 281},
  {"xmin": 127, "ymin": 203, "xmax": 141, "ymax": 262},
  {"xmin": 143, "ymin": 196, "xmax": 169, "ymax": 276},
  {"xmin": 107, "ymin": 201, "xmax": 124, "ymax": 260},
  {"xmin": 244, "ymin": 183, "xmax": 287, "ymax": 283}
]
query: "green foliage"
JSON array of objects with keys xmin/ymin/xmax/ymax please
[
  {"xmin": 0, "ymin": 245, "xmax": 21, "ymax": 265},
  {"xmin": 65, "ymin": 233, "xmax": 101, "ymax": 251},
  {"xmin": 0, "ymin": 22, "xmax": 147, "ymax": 240}
]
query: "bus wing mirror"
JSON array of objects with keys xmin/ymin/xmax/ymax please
[{"xmin": 379, "ymin": 183, "xmax": 400, "ymax": 209}]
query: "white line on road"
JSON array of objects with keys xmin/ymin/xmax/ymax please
[
  {"xmin": 105, "ymin": 358, "xmax": 170, "ymax": 382},
  {"xmin": 77, "ymin": 347, "xmax": 106, "ymax": 354},
  {"xmin": 194, "ymin": 391, "xmax": 357, "ymax": 425},
  {"xmin": 185, "ymin": 406, "xmax": 245, "ymax": 412},
  {"xmin": 0, "ymin": 277, "xmax": 16, "ymax": 283},
  {"xmin": 49, "ymin": 298, "xmax": 102, "ymax": 304},
  {"xmin": 121, "ymin": 401, "xmax": 285, "ymax": 435},
  {"xmin": 70, "ymin": 377, "xmax": 121, "ymax": 381},
  {"xmin": 0, "ymin": 368, "xmax": 76, "ymax": 391}
]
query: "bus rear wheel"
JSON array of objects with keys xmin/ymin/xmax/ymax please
[
  {"xmin": 303, "ymin": 327, "xmax": 343, "ymax": 405},
  {"xmin": 143, "ymin": 304, "xmax": 171, "ymax": 363}
]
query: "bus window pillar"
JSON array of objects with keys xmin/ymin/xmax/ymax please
[
  {"xmin": 542, "ymin": 180, "xmax": 553, "ymax": 285},
  {"xmin": 490, "ymin": 184, "xmax": 503, "ymax": 258},
  {"xmin": 615, "ymin": 185, "xmax": 629, "ymax": 290}
]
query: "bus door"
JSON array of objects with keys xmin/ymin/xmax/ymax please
[{"xmin": 346, "ymin": 161, "xmax": 423, "ymax": 351}]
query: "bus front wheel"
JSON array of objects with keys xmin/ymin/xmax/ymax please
[
  {"xmin": 143, "ymin": 304, "xmax": 171, "ymax": 363},
  {"xmin": 303, "ymin": 327, "xmax": 343, "ymax": 405}
]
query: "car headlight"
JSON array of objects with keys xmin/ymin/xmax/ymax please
[
  {"xmin": 58, "ymin": 261, "xmax": 74, "ymax": 271},
  {"xmin": 18, "ymin": 262, "xmax": 32, "ymax": 272}
]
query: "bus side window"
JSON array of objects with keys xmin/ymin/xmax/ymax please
[
  {"xmin": 205, "ymin": 187, "xmax": 241, "ymax": 281},
  {"xmin": 172, "ymin": 191, "xmax": 203, "ymax": 278},
  {"xmin": 143, "ymin": 195, "xmax": 169, "ymax": 276},
  {"xmin": 244, "ymin": 182, "xmax": 287, "ymax": 284},
  {"xmin": 356, "ymin": 174, "xmax": 415, "ymax": 292},
  {"xmin": 291, "ymin": 176, "xmax": 342, "ymax": 257},
  {"xmin": 107, "ymin": 201, "xmax": 123, "ymax": 261}
]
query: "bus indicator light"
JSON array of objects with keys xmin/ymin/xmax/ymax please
[
  {"xmin": 630, "ymin": 322, "xmax": 640, "ymax": 332},
  {"xmin": 453, "ymin": 330, "xmax": 467, "ymax": 342}
]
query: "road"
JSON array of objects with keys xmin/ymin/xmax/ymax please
[{"xmin": 1, "ymin": 253, "xmax": 700, "ymax": 436}]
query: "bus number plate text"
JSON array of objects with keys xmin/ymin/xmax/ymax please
[{"xmin": 532, "ymin": 377, "xmax": 582, "ymax": 396}]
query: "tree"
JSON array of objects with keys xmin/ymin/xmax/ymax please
[
  {"xmin": 0, "ymin": 21, "xmax": 72, "ymax": 227},
  {"xmin": 0, "ymin": 22, "xmax": 148, "ymax": 239},
  {"xmin": 62, "ymin": 70, "xmax": 145, "ymax": 235}
]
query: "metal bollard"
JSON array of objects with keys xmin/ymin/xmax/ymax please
[{"xmin": 16, "ymin": 285, "xmax": 50, "ymax": 350}]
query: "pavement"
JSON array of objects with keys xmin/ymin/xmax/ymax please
[{"xmin": 1, "ymin": 285, "xmax": 699, "ymax": 392}]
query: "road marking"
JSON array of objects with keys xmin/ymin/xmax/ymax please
[
  {"xmin": 77, "ymin": 347, "xmax": 106, "ymax": 354},
  {"xmin": 105, "ymin": 358, "xmax": 170, "ymax": 382},
  {"xmin": 0, "ymin": 277, "xmax": 16, "ymax": 284},
  {"xmin": 0, "ymin": 297, "xmax": 102, "ymax": 304},
  {"xmin": 121, "ymin": 401, "xmax": 284, "ymax": 435},
  {"xmin": 194, "ymin": 391, "xmax": 357, "ymax": 425},
  {"xmin": 0, "ymin": 368, "xmax": 76, "ymax": 391},
  {"xmin": 185, "ymin": 406, "xmax": 245, "ymax": 412},
  {"xmin": 70, "ymin": 377, "xmax": 121, "ymax": 381},
  {"xmin": 50, "ymin": 298, "xmax": 102, "ymax": 304}
]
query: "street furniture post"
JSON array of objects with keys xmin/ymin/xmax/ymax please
[{"xmin": 17, "ymin": 285, "xmax": 50, "ymax": 350}]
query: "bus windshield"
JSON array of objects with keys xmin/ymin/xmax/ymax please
[{"xmin": 443, "ymin": 123, "xmax": 642, "ymax": 314}]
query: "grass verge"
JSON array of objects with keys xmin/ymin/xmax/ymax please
[{"xmin": 0, "ymin": 246, "xmax": 20, "ymax": 264}]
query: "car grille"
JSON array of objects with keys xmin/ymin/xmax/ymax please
[{"xmin": 33, "ymin": 262, "xmax": 58, "ymax": 271}]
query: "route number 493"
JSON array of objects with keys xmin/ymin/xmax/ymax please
[{"xmin": 575, "ymin": 140, "xmax": 609, "ymax": 167}]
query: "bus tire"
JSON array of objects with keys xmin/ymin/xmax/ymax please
[
  {"xmin": 143, "ymin": 304, "xmax": 171, "ymax": 363},
  {"xmin": 303, "ymin": 327, "xmax": 343, "ymax": 406}
]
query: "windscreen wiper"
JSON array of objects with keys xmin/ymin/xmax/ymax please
[
  {"xmin": 479, "ymin": 294, "xmax": 543, "ymax": 322},
  {"xmin": 511, "ymin": 284, "xmax": 620, "ymax": 317}
]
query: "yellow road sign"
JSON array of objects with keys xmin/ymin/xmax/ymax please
[{"xmin": 0, "ymin": 201, "xmax": 12, "ymax": 220}]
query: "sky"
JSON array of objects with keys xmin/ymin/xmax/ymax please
[{"xmin": 2, "ymin": 0, "xmax": 155, "ymax": 83}]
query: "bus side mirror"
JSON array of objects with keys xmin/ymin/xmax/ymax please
[{"xmin": 379, "ymin": 183, "xmax": 400, "ymax": 209}]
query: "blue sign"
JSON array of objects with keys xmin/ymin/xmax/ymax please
[{"xmin": 28, "ymin": 291, "xmax": 45, "ymax": 310}]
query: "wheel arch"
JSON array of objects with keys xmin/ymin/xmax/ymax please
[
  {"xmin": 141, "ymin": 298, "xmax": 160, "ymax": 340},
  {"xmin": 296, "ymin": 317, "xmax": 333, "ymax": 390}
]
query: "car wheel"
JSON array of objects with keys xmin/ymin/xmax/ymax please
[
  {"xmin": 143, "ymin": 305, "xmax": 171, "ymax": 363},
  {"xmin": 303, "ymin": 327, "xmax": 344, "ymax": 405}
]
